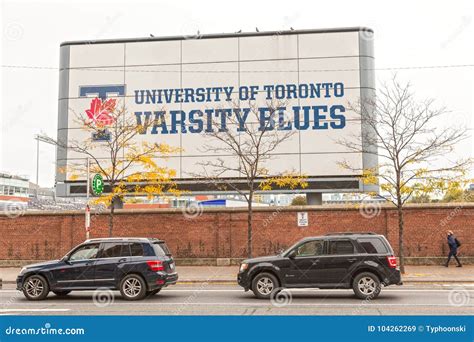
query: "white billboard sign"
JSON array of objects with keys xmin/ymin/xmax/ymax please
[{"xmin": 56, "ymin": 28, "xmax": 376, "ymax": 196}]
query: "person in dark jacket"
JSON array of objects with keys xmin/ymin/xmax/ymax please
[{"xmin": 445, "ymin": 230, "xmax": 462, "ymax": 267}]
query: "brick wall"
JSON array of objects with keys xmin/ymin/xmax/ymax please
[{"xmin": 0, "ymin": 204, "xmax": 473, "ymax": 262}]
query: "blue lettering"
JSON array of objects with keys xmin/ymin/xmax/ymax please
[
  {"xmin": 312, "ymin": 106, "xmax": 328, "ymax": 129},
  {"xmin": 188, "ymin": 110, "xmax": 203, "ymax": 133},
  {"xmin": 170, "ymin": 110, "xmax": 186, "ymax": 133},
  {"xmin": 330, "ymin": 105, "xmax": 346, "ymax": 129}
]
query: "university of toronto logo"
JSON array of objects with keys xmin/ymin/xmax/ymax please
[
  {"xmin": 85, "ymin": 98, "xmax": 116, "ymax": 141},
  {"xmin": 79, "ymin": 85, "xmax": 125, "ymax": 141}
]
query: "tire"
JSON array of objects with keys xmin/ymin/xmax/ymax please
[
  {"xmin": 352, "ymin": 272, "xmax": 381, "ymax": 300},
  {"xmin": 146, "ymin": 288, "xmax": 161, "ymax": 297},
  {"xmin": 251, "ymin": 272, "xmax": 280, "ymax": 299},
  {"xmin": 119, "ymin": 274, "xmax": 147, "ymax": 301},
  {"xmin": 22, "ymin": 274, "xmax": 50, "ymax": 301},
  {"xmin": 52, "ymin": 290, "xmax": 71, "ymax": 297}
]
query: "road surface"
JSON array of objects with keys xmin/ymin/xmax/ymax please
[{"xmin": 0, "ymin": 284, "xmax": 472, "ymax": 315}]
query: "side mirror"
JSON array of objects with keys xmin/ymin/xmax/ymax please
[
  {"xmin": 61, "ymin": 255, "xmax": 71, "ymax": 264},
  {"xmin": 287, "ymin": 250, "xmax": 296, "ymax": 259}
]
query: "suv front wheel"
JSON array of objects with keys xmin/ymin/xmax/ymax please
[
  {"xmin": 251, "ymin": 272, "xmax": 280, "ymax": 299},
  {"xmin": 22, "ymin": 274, "xmax": 50, "ymax": 301},
  {"xmin": 352, "ymin": 272, "xmax": 381, "ymax": 299},
  {"xmin": 119, "ymin": 274, "xmax": 147, "ymax": 300}
]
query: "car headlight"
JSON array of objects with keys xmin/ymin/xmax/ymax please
[
  {"xmin": 19, "ymin": 267, "xmax": 27, "ymax": 274},
  {"xmin": 239, "ymin": 263, "xmax": 249, "ymax": 272}
]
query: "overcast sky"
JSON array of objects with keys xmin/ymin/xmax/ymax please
[{"xmin": 1, "ymin": 0, "xmax": 473, "ymax": 187}]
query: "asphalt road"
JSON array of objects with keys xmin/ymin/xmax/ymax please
[{"xmin": 0, "ymin": 284, "xmax": 473, "ymax": 315}]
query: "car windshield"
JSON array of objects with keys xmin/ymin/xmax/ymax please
[{"xmin": 281, "ymin": 240, "xmax": 306, "ymax": 256}]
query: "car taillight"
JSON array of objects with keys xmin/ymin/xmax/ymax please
[
  {"xmin": 147, "ymin": 260, "xmax": 164, "ymax": 271},
  {"xmin": 387, "ymin": 256, "xmax": 397, "ymax": 268}
]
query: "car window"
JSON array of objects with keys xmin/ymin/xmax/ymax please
[
  {"xmin": 295, "ymin": 240, "xmax": 324, "ymax": 257},
  {"xmin": 358, "ymin": 238, "xmax": 389, "ymax": 254},
  {"xmin": 152, "ymin": 242, "xmax": 171, "ymax": 256},
  {"xmin": 69, "ymin": 243, "xmax": 99, "ymax": 261},
  {"xmin": 100, "ymin": 243, "xmax": 129, "ymax": 258},
  {"xmin": 130, "ymin": 243, "xmax": 144, "ymax": 256},
  {"xmin": 328, "ymin": 240, "xmax": 354, "ymax": 255}
]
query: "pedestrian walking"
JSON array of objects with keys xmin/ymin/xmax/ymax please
[{"xmin": 445, "ymin": 230, "xmax": 462, "ymax": 267}]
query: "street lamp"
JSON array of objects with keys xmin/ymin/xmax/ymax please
[{"xmin": 34, "ymin": 133, "xmax": 56, "ymax": 197}]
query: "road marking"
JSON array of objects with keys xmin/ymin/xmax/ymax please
[
  {"xmin": 0, "ymin": 309, "xmax": 70, "ymax": 312},
  {"xmin": 1, "ymin": 289, "xmax": 473, "ymax": 294},
  {"xmin": 0, "ymin": 303, "xmax": 471, "ymax": 307}
]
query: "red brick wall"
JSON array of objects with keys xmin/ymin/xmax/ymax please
[{"xmin": 0, "ymin": 204, "xmax": 473, "ymax": 261}]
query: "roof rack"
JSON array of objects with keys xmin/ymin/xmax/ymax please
[
  {"xmin": 85, "ymin": 237, "xmax": 161, "ymax": 242},
  {"xmin": 324, "ymin": 232, "xmax": 377, "ymax": 236}
]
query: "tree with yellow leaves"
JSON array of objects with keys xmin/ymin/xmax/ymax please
[
  {"xmin": 338, "ymin": 76, "xmax": 470, "ymax": 273},
  {"xmin": 52, "ymin": 98, "xmax": 180, "ymax": 236},
  {"xmin": 194, "ymin": 99, "xmax": 307, "ymax": 258}
]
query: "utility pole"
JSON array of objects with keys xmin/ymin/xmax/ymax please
[
  {"xmin": 34, "ymin": 133, "xmax": 57, "ymax": 198},
  {"xmin": 85, "ymin": 157, "xmax": 91, "ymax": 240},
  {"xmin": 35, "ymin": 135, "xmax": 40, "ymax": 198},
  {"xmin": 86, "ymin": 157, "xmax": 90, "ymax": 200}
]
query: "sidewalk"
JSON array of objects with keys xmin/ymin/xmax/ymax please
[{"xmin": 1, "ymin": 265, "xmax": 474, "ymax": 286}]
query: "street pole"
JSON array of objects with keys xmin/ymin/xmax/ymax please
[
  {"xmin": 86, "ymin": 158, "xmax": 90, "ymax": 240},
  {"xmin": 85, "ymin": 204, "xmax": 90, "ymax": 240},
  {"xmin": 86, "ymin": 157, "xmax": 90, "ymax": 200},
  {"xmin": 35, "ymin": 135, "xmax": 39, "ymax": 198}
]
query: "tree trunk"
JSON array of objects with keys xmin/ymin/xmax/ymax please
[
  {"xmin": 397, "ymin": 204, "xmax": 405, "ymax": 274},
  {"xmin": 247, "ymin": 192, "xmax": 253, "ymax": 258},
  {"xmin": 108, "ymin": 200, "xmax": 115, "ymax": 237}
]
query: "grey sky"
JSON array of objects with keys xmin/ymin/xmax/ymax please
[{"xmin": 1, "ymin": 0, "xmax": 473, "ymax": 187}]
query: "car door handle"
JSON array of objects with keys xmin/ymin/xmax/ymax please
[
  {"xmin": 347, "ymin": 258, "xmax": 357, "ymax": 262},
  {"xmin": 118, "ymin": 258, "xmax": 127, "ymax": 263}
]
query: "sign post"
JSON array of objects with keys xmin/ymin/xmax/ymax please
[
  {"xmin": 86, "ymin": 173, "xmax": 103, "ymax": 240},
  {"xmin": 85, "ymin": 204, "xmax": 91, "ymax": 239}
]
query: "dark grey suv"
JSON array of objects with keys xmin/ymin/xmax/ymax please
[
  {"xmin": 16, "ymin": 237, "xmax": 178, "ymax": 301},
  {"xmin": 238, "ymin": 233, "xmax": 402, "ymax": 300}
]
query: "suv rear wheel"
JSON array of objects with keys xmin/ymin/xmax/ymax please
[
  {"xmin": 23, "ymin": 275, "xmax": 49, "ymax": 301},
  {"xmin": 119, "ymin": 274, "xmax": 147, "ymax": 300},
  {"xmin": 251, "ymin": 272, "xmax": 279, "ymax": 299},
  {"xmin": 352, "ymin": 272, "xmax": 381, "ymax": 299}
]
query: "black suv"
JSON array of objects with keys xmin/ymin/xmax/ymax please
[
  {"xmin": 16, "ymin": 237, "xmax": 178, "ymax": 301},
  {"xmin": 238, "ymin": 233, "xmax": 402, "ymax": 299}
]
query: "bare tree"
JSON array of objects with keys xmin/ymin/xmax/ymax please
[
  {"xmin": 194, "ymin": 100, "xmax": 307, "ymax": 258},
  {"xmin": 338, "ymin": 76, "xmax": 469, "ymax": 272},
  {"xmin": 50, "ymin": 98, "xmax": 179, "ymax": 236}
]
